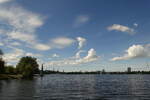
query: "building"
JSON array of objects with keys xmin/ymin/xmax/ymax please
[
  {"xmin": 127, "ymin": 67, "xmax": 131, "ymax": 73},
  {"xmin": 102, "ymin": 69, "xmax": 105, "ymax": 74}
]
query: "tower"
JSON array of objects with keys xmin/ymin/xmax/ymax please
[
  {"xmin": 127, "ymin": 67, "xmax": 131, "ymax": 73},
  {"xmin": 40, "ymin": 64, "xmax": 44, "ymax": 77}
]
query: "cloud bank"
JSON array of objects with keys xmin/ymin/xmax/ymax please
[
  {"xmin": 0, "ymin": 5, "xmax": 51, "ymax": 51},
  {"xmin": 3, "ymin": 47, "xmax": 42, "ymax": 64},
  {"xmin": 0, "ymin": 0, "xmax": 99, "ymax": 66},
  {"xmin": 47, "ymin": 48, "xmax": 99, "ymax": 66}
]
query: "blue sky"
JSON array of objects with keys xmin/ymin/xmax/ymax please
[{"xmin": 0, "ymin": 0, "xmax": 150, "ymax": 72}]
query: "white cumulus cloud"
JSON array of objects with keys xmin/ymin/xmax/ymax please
[
  {"xmin": 75, "ymin": 50, "xmax": 85, "ymax": 58},
  {"xmin": 76, "ymin": 37, "xmax": 86, "ymax": 49},
  {"xmin": 52, "ymin": 53, "xmax": 60, "ymax": 58},
  {"xmin": 0, "ymin": 0, "xmax": 12, "ymax": 4},
  {"xmin": 0, "ymin": 5, "xmax": 52, "ymax": 51},
  {"xmin": 33, "ymin": 43, "xmax": 51, "ymax": 51},
  {"xmin": 134, "ymin": 23, "xmax": 138, "ymax": 27},
  {"xmin": 3, "ymin": 48, "xmax": 25, "ymax": 63},
  {"xmin": 111, "ymin": 44, "xmax": 150, "ymax": 61},
  {"xmin": 3, "ymin": 47, "xmax": 43, "ymax": 64},
  {"xmin": 50, "ymin": 37, "xmax": 75, "ymax": 49},
  {"xmin": 47, "ymin": 48, "xmax": 99, "ymax": 66},
  {"xmin": 107, "ymin": 24, "xmax": 135, "ymax": 35},
  {"xmin": 0, "ymin": 42, "xmax": 4, "ymax": 46}
]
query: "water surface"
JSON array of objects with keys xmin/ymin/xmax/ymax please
[{"xmin": 0, "ymin": 74, "xmax": 150, "ymax": 100}]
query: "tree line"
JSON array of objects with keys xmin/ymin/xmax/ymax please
[{"xmin": 0, "ymin": 49, "xmax": 39, "ymax": 79}]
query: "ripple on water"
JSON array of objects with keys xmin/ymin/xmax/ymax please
[{"xmin": 1, "ymin": 74, "xmax": 150, "ymax": 100}]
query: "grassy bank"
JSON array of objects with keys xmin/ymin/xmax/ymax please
[{"xmin": 0, "ymin": 74, "xmax": 23, "ymax": 80}]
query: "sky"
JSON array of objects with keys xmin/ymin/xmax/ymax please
[{"xmin": 0, "ymin": 0, "xmax": 150, "ymax": 72}]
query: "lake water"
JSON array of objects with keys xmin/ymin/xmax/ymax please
[{"xmin": 0, "ymin": 74, "xmax": 150, "ymax": 100}]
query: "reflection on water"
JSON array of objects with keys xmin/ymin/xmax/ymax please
[{"xmin": 0, "ymin": 74, "xmax": 150, "ymax": 100}]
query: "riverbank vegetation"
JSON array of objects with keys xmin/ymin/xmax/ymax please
[{"xmin": 0, "ymin": 49, "xmax": 39, "ymax": 79}]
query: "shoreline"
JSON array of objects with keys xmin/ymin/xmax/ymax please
[
  {"xmin": 1, "ymin": 73, "xmax": 150, "ymax": 80},
  {"xmin": 0, "ymin": 74, "xmax": 22, "ymax": 80}
]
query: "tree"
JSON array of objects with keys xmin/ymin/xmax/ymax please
[
  {"xmin": 0, "ymin": 59, "xmax": 5, "ymax": 74},
  {"xmin": 16, "ymin": 56, "xmax": 39, "ymax": 78},
  {"xmin": 5, "ymin": 65, "xmax": 15, "ymax": 74},
  {"xmin": 0, "ymin": 49, "xmax": 5, "ymax": 74}
]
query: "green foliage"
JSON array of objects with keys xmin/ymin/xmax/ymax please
[
  {"xmin": 0, "ymin": 58, "xmax": 5, "ymax": 74},
  {"xmin": 5, "ymin": 65, "xmax": 16, "ymax": 74},
  {"xmin": 0, "ymin": 49, "xmax": 5, "ymax": 74},
  {"xmin": 22, "ymin": 64, "xmax": 33, "ymax": 78},
  {"xmin": 16, "ymin": 56, "xmax": 39, "ymax": 78}
]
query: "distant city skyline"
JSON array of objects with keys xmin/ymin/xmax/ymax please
[{"xmin": 0, "ymin": 0, "xmax": 150, "ymax": 71}]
